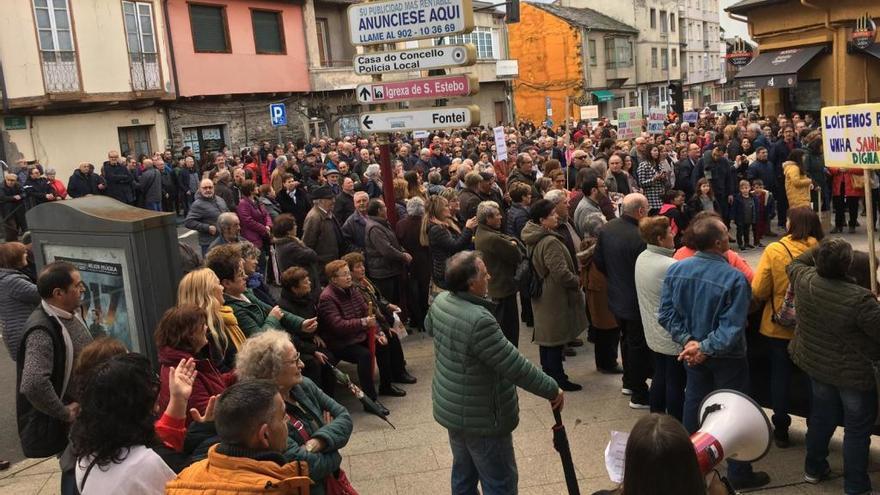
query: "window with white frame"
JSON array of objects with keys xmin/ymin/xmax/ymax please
[
  {"xmin": 123, "ymin": 1, "xmax": 161, "ymax": 91},
  {"xmin": 438, "ymin": 27, "xmax": 497, "ymax": 60},
  {"xmin": 589, "ymin": 39, "xmax": 597, "ymax": 66},
  {"xmin": 33, "ymin": 0, "xmax": 80, "ymax": 92}
]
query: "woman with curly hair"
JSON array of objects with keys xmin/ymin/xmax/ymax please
[
  {"xmin": 236, "ymin": 330, "xmax": 353, "ymax": 495},
  {"xmin": 71, "ymin": 353, "xmax": 175, "ymax": 494}
]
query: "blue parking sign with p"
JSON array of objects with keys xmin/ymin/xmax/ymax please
[{"xmin": 270, "ymin": 103, "xmax": 287, "ymax": 127}]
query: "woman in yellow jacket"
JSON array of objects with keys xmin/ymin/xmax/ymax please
[
  {"xmin": 751, "ymin": 206, "xmax": 823, "ymax": 448},
  {"xmin": 783, "ymin": 149, "xmax": 813, "ymax": 211}
]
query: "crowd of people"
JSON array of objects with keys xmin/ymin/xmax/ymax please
[{"xmin": 3, "ymin": 107, "xmax": 880, "ymax": 495}]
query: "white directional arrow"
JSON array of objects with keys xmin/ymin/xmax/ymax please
[{"xmin": 359, "ymin": 106, "xmax": 480, "ymax": 132}]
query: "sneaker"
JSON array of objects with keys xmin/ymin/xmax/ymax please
[
  {"xmin": 598, "ymin": 365, "xmax": 624, "ymax": 374},
  {"xmin": 804, "ymin": 466, "xmax": 832, "ymax": 484},
  {"xmin": 628, "ymin": 400, "xmax": 650, "ymax": 410},
  {"xmin": 745, "ymin": 244, "xmax": 755, "ymax": 250},
  {"xmin": 621, "ymin": 388, "xmax": 633, "ymax": 396},
  {"xmin": 729, "ymin": 471, "xmax": 771, "ymax": 490}
]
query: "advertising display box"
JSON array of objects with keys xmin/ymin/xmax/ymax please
[{"xmin": 27, "ymin": 196, "xmax": 181, "ymax": 364}]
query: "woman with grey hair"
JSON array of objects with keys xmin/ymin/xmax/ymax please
[
  {"xmin": 44, "ymin": 168, "xmax": 68, "ymax": 200},
  {"xmin": 237, "ymin": 330, "xmax": 353, "ymax": 495},
  {"xmin": 364, "ymin": 163, "xmax": 383, "ymax": 198}
]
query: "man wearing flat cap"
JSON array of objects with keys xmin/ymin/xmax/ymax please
[{"xmin": 302, "ymin": 185, "xmax": 347, "ymax": 284}]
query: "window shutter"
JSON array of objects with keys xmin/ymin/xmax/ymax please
[
  {"xmin": 190, "ymin": 5, "xmax": 228, "ymax": 52},
  {"xmin": 252, "ymin": 11, "xmax": 283, "ymax": 54}
]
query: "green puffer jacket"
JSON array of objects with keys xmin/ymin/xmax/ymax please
[
  {"xmin": 426, "ymin": 291, "xmax": 559, "ymax": 436},
  {"xmin": 787, "ymin": 248, "xmax": 880, "ymax": 391},
  {"xmin": 224, "ymin": 289, "xmax": 305, "ymax": 337}
]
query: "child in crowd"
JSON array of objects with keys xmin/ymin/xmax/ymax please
[
  {"xmin": 751, "ymin": 179, "xmax": 775, "ymax": 247},
  {"xmin": 731, "ymin": 179, "xmax": 758, "ymax": 250},
  {"xmin": 688, "ymin": 178, "xmax": 719, "ymax": 215}
]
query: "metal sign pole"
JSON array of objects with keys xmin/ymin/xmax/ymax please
[{"xmin": 865, "ymin": 177, "xmax": 877, "ymax": 294}]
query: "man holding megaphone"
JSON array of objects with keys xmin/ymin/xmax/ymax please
[{"xmin": 658, "ymin": 215, "xmax": 771, "ymax": 491}]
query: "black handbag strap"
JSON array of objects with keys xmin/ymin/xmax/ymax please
[{"xmin": 79, "ymin": 456, "xmax": 99, "ymax": 492}]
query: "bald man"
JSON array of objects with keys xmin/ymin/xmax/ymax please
[
  {"xmin": 594, "ymin": 193, "xmax": 650, "ymax": 408},
  {"xmin": 185, "ymin": 178, "xmax": 229, "ymax": 254}
]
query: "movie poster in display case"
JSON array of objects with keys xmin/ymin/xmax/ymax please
[{"xmin": 42, "ymin": 245, "xmax": 138, "ymax": 351}]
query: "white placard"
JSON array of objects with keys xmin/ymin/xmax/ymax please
[{"xmin": 493, "ymin": 126, "xmax": 508, "ymax": 161}]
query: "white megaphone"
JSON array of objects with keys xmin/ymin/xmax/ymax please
[{"xmin": 690, "ymin": 389, "xmax": 772, "ymax": 475}]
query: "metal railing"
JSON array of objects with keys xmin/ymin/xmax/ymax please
[
  {"xmin": 40, "ymin": 50, "xmax": 80, "ymax": 93},
  {"xmin": 129, "ymin": 52, "xmax": 161, "ymax": 91}
]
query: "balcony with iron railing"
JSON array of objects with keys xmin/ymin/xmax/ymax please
[
  {"xmin": 129, "ymin": 52, "xmax": 161, "ymax": 91},
  {"xmin": 40, "ymin": 50, "xmax": 80, "ymax": 94}
]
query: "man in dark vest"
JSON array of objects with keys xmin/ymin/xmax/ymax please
[{"xmin": 16, "ymin": 261, "xmax": 93, "ymax": 493}]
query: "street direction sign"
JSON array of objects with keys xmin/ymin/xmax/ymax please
[
  {"xmin": 269, "ymin": 103, "xmax": 287, "ymax": 127},
  {"xmin": 356, "ymin": 74, "xmax": 478, "ymax": 104},
  {"xmin": 353, "ymin": 44, "xmax": 476, "ymax": 75},
  {"xmin": 348, "ymin": 0, "xmax": 474, "ymax": 46},
  {"xmin": 359, "ymin": 105, "xmax": 480, "ymax": 132}
]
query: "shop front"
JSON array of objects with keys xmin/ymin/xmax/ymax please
[{"xmin": 725, "ymin": 0, "xmax": 880, "ymax": 117}]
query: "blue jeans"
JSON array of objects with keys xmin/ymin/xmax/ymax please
[
  {"xmin": 145, "ymin": 201, "xmax": 161, "ymax": 211},
  {"xmin": 683, "ymin": 356, "xmax": 754, "ymax": 482},
  {"xmin": 649, "ymin": 352, "xmax": 686, "ymax": 421},
  {"xmin": 805, "ymin": 378, "xmax": 877, "ymax": 495},
  {"xmin": 448, "ymin": 430, "xmax": 517, "ymax": 495},
  {"xmin": 766, "ymin": 336, "xmax": 793, "ymax": 432}
]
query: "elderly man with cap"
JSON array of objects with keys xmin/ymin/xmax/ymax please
[
  {"xmin": 302, "ymin": 185, "xmax": 346, "ymax": 284},
  {"xmin": 567, "ymin": 149, "xmax": 590, "ymax": 189},
  {"xmin": 323, "ymin": 167, "xmax": 341, "ymax": 196},
  {"xmin": 459, "ymin": 170, "xmax": 505, "ymax": 226}
]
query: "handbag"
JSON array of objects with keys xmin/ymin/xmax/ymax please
[
  {"xmin": 769, "ymin": 242, "xmax": 797, "ymax": 327},
  {"xmin": 290, "ymin": 417, "xmax": 358, "ymax": 495}
]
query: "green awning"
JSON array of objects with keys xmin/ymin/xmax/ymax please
[{"xmin": 592, "ymin": 90, "xmax": 615, "ymax": 102}]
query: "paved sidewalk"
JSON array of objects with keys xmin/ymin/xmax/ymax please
[{"xmin": 3, "ymin": 325, "xmax": 880, "ymax": 494}]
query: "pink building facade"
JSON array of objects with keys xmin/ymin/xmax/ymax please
[{"xmin": 167, "ymin": 0, "xmax": 310, "ymax": 96}]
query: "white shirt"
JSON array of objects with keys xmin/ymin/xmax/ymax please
[{"xmin": 75, "ymin": 445, "xmax": 175, "ymax": 495}]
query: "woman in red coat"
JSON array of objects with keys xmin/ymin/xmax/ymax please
[
  {"xmin": 828, "ymin": 167, "xmax": 864, "ymax": 233},
  {"xmin": 155, "ymin": 305, "xmax": 235, "ymax": 425}
]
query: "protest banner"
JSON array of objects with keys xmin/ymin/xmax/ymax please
[
  {"xmin": 616, "ymin": 107, "xmax": 643, "ymax": 140},
  {"xmin": 820, "ymin": 102, "xmax": 880, "ymax": 292},
  {"xmin": 821, "ymin": 103, "xmax": 880, "ymax": 169},
  {"xmin": 647, "ymin": 107, "xmax": 665, "ymax": 134},
  {"xmin": 580, "ymin": 105, "xmax": 599, "ymax": 121}
]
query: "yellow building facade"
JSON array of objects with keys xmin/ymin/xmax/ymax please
[
  {"xmin": 508, "ymin": 3, "xmax": 584, "ymax": 123},
  {"xmin": 726, "ymin": 0, "xmax": 880, "ymax": 116}
]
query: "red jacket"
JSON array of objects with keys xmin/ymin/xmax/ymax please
[
  {"xmin": 157, "ymin": 346, "xmax": 235, "ymax": 425},
  {"xmin": 317, "ymin": 283, "xmax": 368, "ymax": 350},
  {"xmin": 829, "ymin": 167, "xmax": 865, "ymax": 197},
  {"xmin": 48, "ymin": 179, "xmax": 68, "ymax": 199}
]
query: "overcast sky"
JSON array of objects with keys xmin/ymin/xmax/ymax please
[{"xmin": 718, "ymin": 0, "xmax": 752, "ymax": 42}]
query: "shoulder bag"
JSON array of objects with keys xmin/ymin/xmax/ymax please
[{"xmin": 770, "ymin": 242, "xmax": 797, "ymax": 327}]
